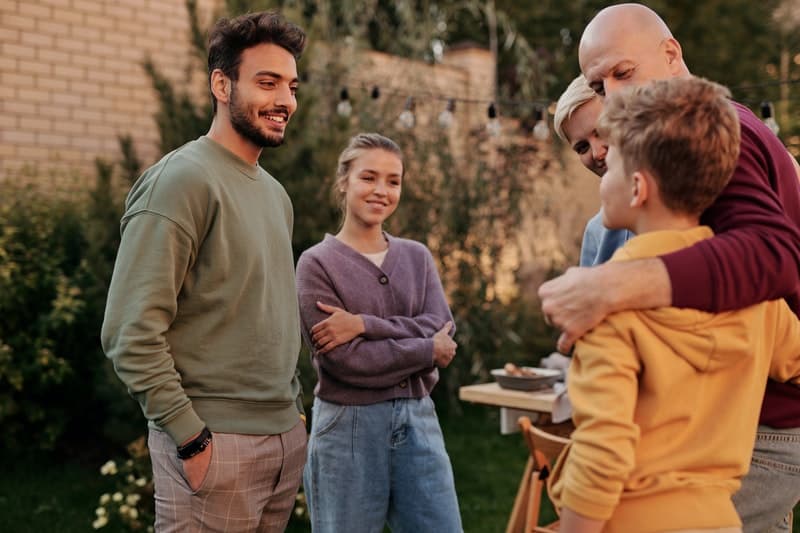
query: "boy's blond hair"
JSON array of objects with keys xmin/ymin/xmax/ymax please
[{"xmin": 597, "ymin": 77, "xmax": 741, "ymax": 215}]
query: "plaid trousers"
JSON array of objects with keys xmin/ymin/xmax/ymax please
[{"xmin": 148, "ymin": 420, "xmax": 307, "ymax": 532}]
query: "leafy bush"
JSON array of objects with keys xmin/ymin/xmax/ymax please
[
  {"xmin": 0, "ymin": 185, "xmax": 91, "ymax": 450},
  {"xmin": 0, "ymin": 150, "xmax": 144, "ymax": 454}
]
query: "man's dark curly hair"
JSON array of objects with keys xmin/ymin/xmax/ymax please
[{"xmin": 207, "ymin": 11, "xmax": 306, "ymax": 113}]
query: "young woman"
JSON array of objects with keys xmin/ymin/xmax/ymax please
[{"xmin": 296, "ymin": 133, "xmax": 462, "ymax": 532}]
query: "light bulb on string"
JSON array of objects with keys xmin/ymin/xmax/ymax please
[
  {"xmin": 438, "ymin": 99, "xmax": 455, "ymax": 129},
  {"xmin": 760, "ymin": 101, "xmax": 779, "ymax": 136},
  {"xmin": 336, "ymin": 87, "xmax": 352, "ymax": 117},
  {"xmin": 397, "ymin": 97, "xmax": 416, "ymax": 129},
  {"xmin": 532, "ymin": 106, "xmax": 550, "ymax": 141},
  {"xmin": 486, "ymin": 102, "xmax": 501, "ymax": 137}
]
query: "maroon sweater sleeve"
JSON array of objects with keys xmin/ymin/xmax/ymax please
[{"xmin": 662, "ymin": 102, "xmax": 800, "ymax": 315}]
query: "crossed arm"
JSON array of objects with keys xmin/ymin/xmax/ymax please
[{"xmin": 295, "ymin": 252, "xmax": 457, "ymax": 389}]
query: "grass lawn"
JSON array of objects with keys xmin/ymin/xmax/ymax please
[{"xmin": 0, "ymin": 404, "xmax": 796, "ymax": 532}]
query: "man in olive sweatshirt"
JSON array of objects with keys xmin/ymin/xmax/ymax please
[{"xmin": 101, "ymin": 11, "xmax": 307, "ymax": 532}]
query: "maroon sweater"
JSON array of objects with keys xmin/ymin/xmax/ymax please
[
  {"xmin": 295, "ymin": 234, "xmax": 453, "ymax": 405},
  {"xmin": 662, "ymin": 102, "xmax": 800, "ymax": 428}
]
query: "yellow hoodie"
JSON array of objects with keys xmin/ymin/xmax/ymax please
[{"xmin": 548, "ymin": 227, "xmax": 800, "ymax": 533}]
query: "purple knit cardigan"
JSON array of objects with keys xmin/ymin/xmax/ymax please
[{"xmin": 295, "ymin": 233, "xmax": 454, "ymax": 405}]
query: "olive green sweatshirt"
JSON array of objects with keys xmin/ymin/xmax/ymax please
[{"xmin": 101, "ymin": 136, "xmax": 303, "ymax": 446}]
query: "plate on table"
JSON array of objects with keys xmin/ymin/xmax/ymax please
[{"xmin": 490, "ymin": 367, "xmax": 562, "ymax": 391}]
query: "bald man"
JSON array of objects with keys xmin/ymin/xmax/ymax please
[{"xmin": 539, "ymin": 4, "xmax": 800, "ymax": 533}]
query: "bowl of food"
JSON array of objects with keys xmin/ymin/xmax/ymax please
[{"xmin": 491, "ymin": 363, "xmax": 563, "ymax": 391}]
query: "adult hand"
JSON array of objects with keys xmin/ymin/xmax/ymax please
[
  {"xmin": 432, "ymin": 321, "xmax": 457, "ymax": 368},
  {"xmin": 182, "ymin": 441, "xmax": 212, "ymax": 492},
  {"xmin": 538, "ymin": 266, "xmax": 612, "ymax": 353},
  {"xmin": 312, "ymin": 302, "xmax": 365, "ymax": 354},
  {"xmin": 538, "ymin": 259, "xmax": 671, "ymax": 353}
]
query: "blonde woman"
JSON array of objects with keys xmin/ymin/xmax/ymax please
[{"xmin": 296, "ymin": 133, "xmax": 462, "ymax": 532}]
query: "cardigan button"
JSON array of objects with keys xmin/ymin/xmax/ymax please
[{"xmin": 379, "ymin": 275, "xmax": 389, "ymax": 285}]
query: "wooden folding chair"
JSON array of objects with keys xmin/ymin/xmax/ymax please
[{"xmin": 506, "ymin": 416, "xmax": 571, "ymax": 533}]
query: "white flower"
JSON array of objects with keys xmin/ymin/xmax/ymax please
[
  {"xmin": 147, "ymin": 527, "xmax": 154, "ymax": 533},
  {"xmin": 135, "ymin": 477, "xmax": 147, "ymax": 487},
  {"xmin": 120, "ymin": 504, "xmax": 131, "ymax": 516},
  {"xmin": 125, "ymin": 493, "xmax": 141, "ymax": 505},
  {"xmin": 92, "ymin": 515, "xmax": 108, "ymax": 529},
  {"xmin": 129, "ymin": 508, "xmax": 139, "ymax": 519},
  {"xmin": 99, "ymin": 493, "xmax": 111, "ymax": 505},
  {"xmin": 100, "ymin": 460, "xmax": 118, "ymax": 476},
  {"xmin": 95, "ymin": 507, "xmax": 107, "ymax": 517},
  {"xmin": 112, "ymin": 492, "xmax": 123, "ymax": 502},
  {"xmin": 126, "ymin": 474, "xmax": 135, "ymax": 483},
  {"xmin": 294, "ymin": 507, "xmax": 304, "ymax": 517},
  {"xmin": 126, "ymin": 459, "xmax": 133, "ymax": 467}
]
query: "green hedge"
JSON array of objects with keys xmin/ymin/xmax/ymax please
[{"xmin": 0, "ymin": 162, "xmax": 143, "ymax": 454}]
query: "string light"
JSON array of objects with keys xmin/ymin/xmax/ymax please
[
  {"xmin": 760, "ymin": 101, "xmax": 779, "ymax": 135},
  {"xmin": 438, "ymin": 99, "xmax": 455, "ymax": 129},
  {"xmin": 532, "ymin": 106, "xmax": 550, "ymax": 141},
  {"xmin": 397, "ymin": 97, "xmax": 416, "ymax": 129},
  {"xmin": 337, "ymin": 87, "xmax": 352, "ymax": 117},
  {"xmin": 310, "ymin": 75, "xmax": 790, "ymax": 140},
  {"xmin": 486, "ymin": 102, "xmax": 501, "ymax": 137}
]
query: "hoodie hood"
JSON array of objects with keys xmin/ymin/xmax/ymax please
[{"xmin": 609, "ymin": 227, "xmax": 752, "ymax": 373}]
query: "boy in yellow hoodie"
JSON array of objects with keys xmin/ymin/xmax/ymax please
[{"xmin": 548, "ymin": 76, "xmax": 800, "ymax": 533}]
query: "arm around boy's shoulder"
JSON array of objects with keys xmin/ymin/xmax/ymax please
[{"xmin": 663, "ymin": 105, "xmax": 800, "ymax": 313}]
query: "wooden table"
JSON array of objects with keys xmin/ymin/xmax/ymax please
[
  {"xmin": 459, "ymin": 382, "xmax": 561, "ymax": 533},
  {"xmin": 458, "ymin": 382, "xmax": 557, "ymax": 414}
]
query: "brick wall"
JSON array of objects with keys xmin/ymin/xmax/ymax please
[{"xmin": 0, "ymin": 0, "xmax": 218, "ymax": 185}]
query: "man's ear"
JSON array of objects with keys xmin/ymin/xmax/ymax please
[
  {"xmin": 630, "ymin": 171, "xmax": 649, "ymax": 208},
  {"xmin": 662, "ymin": 37, "xmax": 683, "ymax": 75},
  {"xmin": 210, "ymin": 69, "xmax": 231, "ymax": 106}
]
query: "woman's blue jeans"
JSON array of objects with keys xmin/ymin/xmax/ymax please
[{"xmin": 303, "ymin": 396, "xmax": 462, "ymax": 533}]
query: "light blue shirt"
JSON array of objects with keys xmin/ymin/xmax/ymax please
[{"xmin": 579, "ymin": 211, "xmax": 634, "ymax": 266}]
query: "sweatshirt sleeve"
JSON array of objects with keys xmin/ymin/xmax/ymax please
[
  {"xmin": 296, "ymin": 253, "xmax": 435, "ymax": 389},
  {"xmin": 101, "ymin": 212, "xmax": 204, "ymax": 446},
  {"xmin": 662, "ymin": 121, "xmax": 800, "ymax": 312},
  {"xmin": 361, "ymin": 248, "xmax": 454, "ymax": 339},
  {"xmin": 549, "ymin": 317, "xmax": 641, "ymax": 520}
]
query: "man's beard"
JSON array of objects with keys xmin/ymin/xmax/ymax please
[{"xmin": 229, "ymin": 85, "xmax": 286, "ymax": 148}]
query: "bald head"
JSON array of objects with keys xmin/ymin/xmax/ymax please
[{"xmin": 579, "ymin": 3, "xmax": 689, "ymax": 97}]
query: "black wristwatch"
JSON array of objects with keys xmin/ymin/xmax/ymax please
[{"xmin": 177, "ymin": 427, "xmax": 212, "ymax": 460}]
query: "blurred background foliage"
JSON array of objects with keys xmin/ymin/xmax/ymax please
[
  {"xmin": 1, "ymin": 0, "xmax": 798, "ymax": 457},
  {"xmin": 1, "ymin": 0, "xmax": 798, "ymax": 530},
  {"xmin": 0, "ymin": 0, "xmax": 800, "ymax": 482}
]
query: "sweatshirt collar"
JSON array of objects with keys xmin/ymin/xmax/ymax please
[
  {"xmin": 198, "ymin": 136, "xmax": 263, "ymax": 181},
  {"xmin": 610, "ymin": 226, "xmax": 713, "ymax": 262}
]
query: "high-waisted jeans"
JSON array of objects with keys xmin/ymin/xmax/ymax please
[{"xmin": 303, "ymin": 396, "xmax": 462, "ymax": 533}]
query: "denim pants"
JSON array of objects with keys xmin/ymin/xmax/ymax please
[
  {"xmin": 732, "ymin": 425, "xmax": 800, "ymax": 533},
  {"xmin": 303, "ymin": 396, "xmax": 462, "ymax": 533}
]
